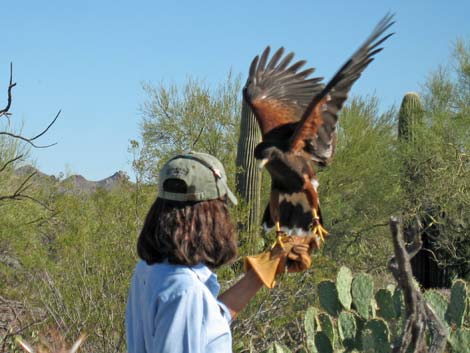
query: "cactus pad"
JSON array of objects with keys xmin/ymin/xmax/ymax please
[
  {"xmin": 449, "ymin": 328, "xmax": 470, "ymax": 353},
  {"xmin": 424, "ymin": 289, "xmax": 448, "ymax": 325},
  {"xmin": 336, "ymin": 266, "xmax": 353, "ymax": 310},
  {"xmin": 318, "ymin": 280, "xmax": 341, "ymax": 316},
  {"xmin": 446, "ymin": 279, "xmax": 468, "ymax": 328},
  {"xmin": 304, "ymin": 306, "xmax": 317, "ymax": 353},
  {"xmin": 361, "ymin": 318, "xmax": 391, "ymax": 353},
  {"xmin": 338, "ymin": 311, "xmax": 357, "ymax": 350},
  {"xmin": 352, "ymin": 273, "xmax": 375, "ymax": 319},
  {"xmin": 314, "ymin": 332, "xmax": 333, "ymax": 353},
  {"xmin": 317, "ymin": 312, "xmax": 335, "ymax": 345},
  {"xmin": 376, "ymin": 288, "xmax": 396, "ymax": 320}
]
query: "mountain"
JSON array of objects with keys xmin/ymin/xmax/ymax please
[{"xmin": 14, "ymin": 165, "xmax": 130, "ymax": 194}]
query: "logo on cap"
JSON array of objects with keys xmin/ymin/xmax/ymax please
[{"xmin": 166, "ymin": 166, "xmax": 189, "ymax": 178}]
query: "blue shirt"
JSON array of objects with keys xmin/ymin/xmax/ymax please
[{"xmin": 126, "ymin": 260, "xmax": 232, "ymax": 353}]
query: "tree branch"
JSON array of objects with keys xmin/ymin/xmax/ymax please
[
  {"xmin": 0, "ymin": 62, "xmax": 16, "ymax": 117},
  {"xmin": 388, "ymin": 216, "xmax": 447, "ymax": 353},
  {"xmin": 0, "ymin": 153, "xmax": 23, "ymax": 173}
]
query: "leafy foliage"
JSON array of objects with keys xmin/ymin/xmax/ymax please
[
  {"xmin": 4, "ymin": 38, "xmax": 470, "ymax": 353},
  {"xmin": 399, "ymin": 39, "xmax": 470, "ymax": 280},
  {"xmin": 138, "ymin": 72, "xmax": 242, "ymax": 186}
]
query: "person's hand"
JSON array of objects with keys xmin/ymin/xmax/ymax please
[
  {"xmin": 244, "ymin": 235, "xmax": 313, "ymax": 288},
  {"xmin": 286, "ymin": 242, "xmax": 311, "ymax": 272}
]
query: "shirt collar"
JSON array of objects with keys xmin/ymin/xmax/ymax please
[{"xmin": 190, "ymin": 263, "xmax": 221, "ymax": 296}]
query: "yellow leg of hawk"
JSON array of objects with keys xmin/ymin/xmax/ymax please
[
  {"xmin": 272, "ymin": 221, "xmax": 287, "ymax": 250},
  {"xmin": 269, "ymin": 190, "xmax": 288, "ymax": 250},
  {"xmin": 312, "ymin": 208, "xmax": 328, "ymax": 247}
]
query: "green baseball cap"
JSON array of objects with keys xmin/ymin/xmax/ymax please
[{"xmin": 158, "ymin": 151, "xmax": 238, "ymax": 205}]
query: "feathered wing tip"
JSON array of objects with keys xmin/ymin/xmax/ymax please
[
  {"xmin": 289, "ymin": 13, "xmax": 395, "ymax": 162},
  {"xmin": 243, "ymin": 45, "xmax": 325, "ymax": 136}
]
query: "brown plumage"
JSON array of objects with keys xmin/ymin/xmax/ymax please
[{"xmin": 243, "ymin": 14, "xmax": 395, "ymax": 246}]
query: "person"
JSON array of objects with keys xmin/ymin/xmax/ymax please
[{"xmin": 125, "ymin": 151, "xmax": 310, "ymax": 353}]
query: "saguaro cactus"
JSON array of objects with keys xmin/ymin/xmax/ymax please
[
  {"xmin": 235, "ymin": 100, "xmax": 262, "ymax": 250},
  {"xmin": 397, "ymin": 92, "xmax": 424, "ymax": 142}
]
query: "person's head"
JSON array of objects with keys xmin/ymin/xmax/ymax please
[{"xmin": 137, "ymin": 151, "xmax": 238, "ymax": 268}]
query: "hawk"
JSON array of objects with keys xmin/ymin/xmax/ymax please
[{"xmin": 243, "ymin": 14, "xmax": 394, "ymax": 248}]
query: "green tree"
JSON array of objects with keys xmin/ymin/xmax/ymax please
[
  {"xmin": 319, "ymin": 96, "xmax": 403, "ymax": 273},
  {"xmin": 400, "ymin": 39, "xmax": 470, "ymax": 282},
  {"xmin": 138, "ymin": 72, "xmax": 242, "ymax": 187}
]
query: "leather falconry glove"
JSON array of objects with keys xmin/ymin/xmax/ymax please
[{"xmin": 244, "ymin": 235, "xmax": 313, "ymax": 289}]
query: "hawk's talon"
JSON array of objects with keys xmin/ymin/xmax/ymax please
[
  {"xmin": 311, "ymin": 209, "xmax": 328, "ymax": 248},
  {"xmin": 273, "ymin": 233, "xmax": 287, "ymax": 250},
  {"xmin": 270, "ymin": 222, "xmax": 287, "ymax": 250}
]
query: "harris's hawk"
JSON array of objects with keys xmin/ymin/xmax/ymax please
[{"xmin": 243, "ymin": 14, "xmax": 394, "ymax": 249}]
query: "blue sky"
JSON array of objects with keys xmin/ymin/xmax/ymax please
[{"xmin": 2, "ymin": 0, "xmax": 469, "ymax": 181}]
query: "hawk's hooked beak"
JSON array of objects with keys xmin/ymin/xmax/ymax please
[{"xmin": 258, "ymin": 158, "xmax": 269, "ymax": 169}]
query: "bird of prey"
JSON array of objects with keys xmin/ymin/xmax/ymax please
[{"xmin": 243, "ymin": 14, "xmax": 394, "ymax": 248}]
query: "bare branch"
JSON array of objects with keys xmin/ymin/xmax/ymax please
[
  {"xmin": 0, "ymin": 153, "xmax": 23, "ymax": 173},
  {"xmin": 0, "ymin": 110, "xmax": 60, "ymax": 148},
  {"xmin": 0, "ymin": 131, "xmax": 57, "ymax": 148},
  {"xmin": 388, "ymin": 216, "xmax": 447, "ymax": 353},
  {"xmin": 0, "ymin": 62, "xmax": 17, "ymax": 117},
  {"xmin": 0, "ymin": 171, "xmax": 53, "ymax": 210},
  {"xmin": 30, "ymin": 109, "xmax": 61, "ymax": 141},
  {"xmin": 191, "ymin": 124, "xmax": 205, "ymax": 149}
]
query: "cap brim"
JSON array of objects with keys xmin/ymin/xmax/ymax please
[{"xmin": 226, "ymin": 187, "xmax": 238, "ymax": 205}]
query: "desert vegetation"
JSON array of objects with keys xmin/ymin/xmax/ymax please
[{"xmin": 1, "ymin": 40, "xmax": 470, "ymax": 352}]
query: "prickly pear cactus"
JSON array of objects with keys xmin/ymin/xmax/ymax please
[
  {"xmin": 304, "ymin": 306, "xmax": 317, "ymax": 353},
  {"xmin": 361, "ymin": 318, "xmax": 391, "ymax": 353},
  {"xmin": 318, "ymin": 280, "xmax": 341, "ymax": 316},
  {"xmin": 352, "ymin": 273, "xmax": 375, "ymax": 319},
  {"xmin": 375, "ymin": 288, "xmax": 396, "ymax": 320},
  {"xmin": 317, "ymin": 312, "xmax": 335, "ymax": 345},
  {"xmin": 314, "ymin": 332, "xmax": 333, "ymax": 353},
  {"xmin": 338, "ymin": 311, "xmax": 357, "ymax": 350},
  {"xmin": 449, "ymin": 328, "xmax": 470, "ymax": 353},
  {"xmin": 298, "ymin": 266, "xmax": 469, "ymax": 353},
  {"xmin": 336, "ymin": 266, "xmax": 353, "ymax": 310},
  {"xmin": 446, "ymin": 279, "xmax": 468, "ymax": 328},
  {"xmin": 424, "ymin": 289, "xmax": 448, "ymax": 325},
  {"xmin": 392, "ymin": 287, "xmax": 405, "ymax": 318}
]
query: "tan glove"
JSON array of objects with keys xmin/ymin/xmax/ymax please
[{"xmin": 244, "ymin": 235, "xmax": 313, "ymax": 289}]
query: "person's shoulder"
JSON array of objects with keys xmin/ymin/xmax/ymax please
[{"xmin": 143, "ymin": 262, "xmax": 205, "ymax": 297}]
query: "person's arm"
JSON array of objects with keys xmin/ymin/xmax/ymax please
[
  {"xmin": 217, "ymin": 268, "xmax": 263, "ymax": 320},
  {"xmin": 218, "ymin": 242, "xmax": 311, "ymax": 319}
]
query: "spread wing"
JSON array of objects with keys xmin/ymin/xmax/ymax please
[
  {"xmin": 243, "ymin": 46, "xmax": 324, "ymax": 136},
  {"xmin": 290, "ymin": 13, "xmax": 395, "ymax": 164}
]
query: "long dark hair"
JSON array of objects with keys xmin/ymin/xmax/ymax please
[{"xmin": 137, "ymin": 180, "xmax": 237, "ymax": 268}]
